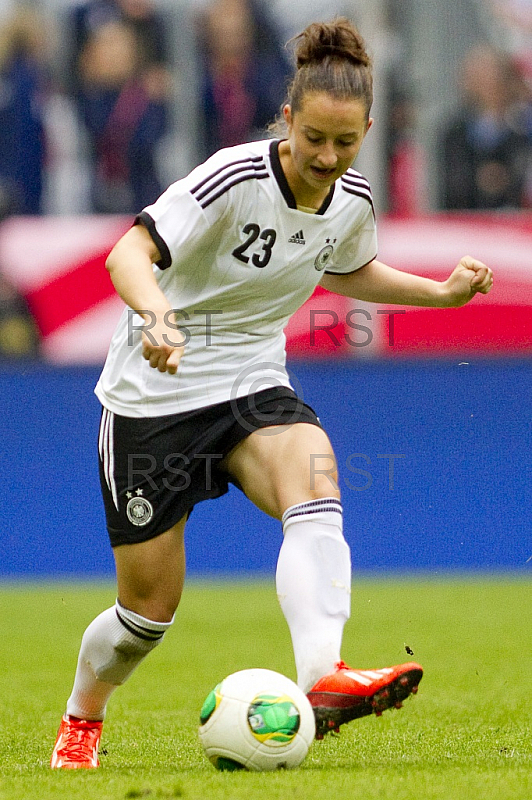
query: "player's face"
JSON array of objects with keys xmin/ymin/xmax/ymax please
[{"xmin": 282, "ymin": 92, "xmax": 372, "ymax": 205}]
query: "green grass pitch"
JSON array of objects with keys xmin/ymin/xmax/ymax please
[{"xmin": 0, "ymin": 576, "xmax": 530, "ymax": 800}]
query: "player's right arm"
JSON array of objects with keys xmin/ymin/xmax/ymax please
[{"xmin": 105, "ymin": 223, "xmax": 184, "ymax": 374}]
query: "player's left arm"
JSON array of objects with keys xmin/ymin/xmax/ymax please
[{"xmin": 319, "ymin": 256, "xmax": 493, "ymax": 307}]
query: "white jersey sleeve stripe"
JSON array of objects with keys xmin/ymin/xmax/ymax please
[
  {"xmin": 107, "ymin": 412, "xmax": 119, "ymax": 511},
  {"xmin": 100, "ymin": 409, "xmax": 111, "ymax": 491},
  {"xmin": 99, "ymin": 408, "xmax": 119, "ymax": 510},
  {"xmin": 98, "ymin": 408, "xmax": 107, "ymax": 462}
]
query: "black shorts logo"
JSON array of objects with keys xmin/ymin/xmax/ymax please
[{"xmin": 126, "ymin": 496, "xmax": 154, "ymax": 527}]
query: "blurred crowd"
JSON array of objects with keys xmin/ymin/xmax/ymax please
[
  {"xmin": 0, "ymin": 0, "xmax": 531, "ymax": 360},
  {"xmin": 439, "ymin": 44, "xmax": 532, "ymax": 210},
  {"xmin": 69, "ymin": 0, "xmax": 173, "ymax": 214},
  {"xmin": 0, "ymin": 6, "xmax": 48, "ymax": 219},
  {"xmin": 0, "ymin": 0, "xmax": 531, "ymax": 220}
]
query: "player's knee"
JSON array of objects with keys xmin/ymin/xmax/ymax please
[
  {"xmin": 117, "ymin": 587, "xmax": 181, "ymax": 623},
  {"xmin": 128, "ymin": 599, "xmax": 178, "ymax": 623}
]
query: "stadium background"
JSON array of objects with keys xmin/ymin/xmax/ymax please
[{"xmin": 0, "ymin": 0, "xmax": 530, "ymax": 578}]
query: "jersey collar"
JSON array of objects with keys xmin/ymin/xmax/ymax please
[{"xmin": 269, "ymin": 140, "xmax": 335, "ymax": 216}]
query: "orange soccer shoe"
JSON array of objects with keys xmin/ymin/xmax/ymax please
[
  {"xmin": 50, "ymin": 715, "xmax": 103, "ymax": 769},
  {"xmin": 307, "ymin": 661, "xmax": 423, "ymax": 738}
]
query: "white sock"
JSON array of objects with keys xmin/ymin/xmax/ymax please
[
  {"xmin": 66, "ymin": 600, "xmax": 174, "ymax": 720},
  {"xmin": 276, "ymin": 498, "xmax": 351, "ymax": 693}
]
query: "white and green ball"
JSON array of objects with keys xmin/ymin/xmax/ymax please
[{"xmin": 198, "ymin": 668, "xmax": 316, "ymax": 771}]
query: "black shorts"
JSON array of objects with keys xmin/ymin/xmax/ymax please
[{"xmin": 98, "ymin": 387, "xmax": 322, "ymax": 547}]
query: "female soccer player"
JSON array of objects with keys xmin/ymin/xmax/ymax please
[{"xmin": 51, "ymin": 18, "xmax": 493, "ymax": 768}]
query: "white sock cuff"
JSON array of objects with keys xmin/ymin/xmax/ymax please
[
  {"xmin": 282, "ymin": 497, "xmax": 342, "ymax": 530},
  {"xmin": 115, "ymin": 600, "xmax": 174, "ymax": 642}
]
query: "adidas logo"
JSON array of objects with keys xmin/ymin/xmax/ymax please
[{"xmin": 288, "ymin": 229, "xmax": 306, "ymax": 245}]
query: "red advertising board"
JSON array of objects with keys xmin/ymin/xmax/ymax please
[{"xmin": 0, "ymin": 213, "xmax": 530, "ymax": 363}]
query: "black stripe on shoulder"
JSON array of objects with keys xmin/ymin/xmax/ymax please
[
  {"xmin": 341, "ymin": 173, "xmax": 372, "ymax": 192},
  {"xmin": 340, "ymin": 179, "xmax": 375, "ymax": 217},
  {"xmin": 200, "ymin": 170, "xmax": 269, "ymax": 209},
  {"xmin": 194, "ymin": 161, "xmax": 268, "ymax": 205},
  {"xmin": 191, "ymin": 157, "xmax": 266, "ymax": 194},
  {"xmin": 341, "ymin": 182, "xmax": 373, "ymax": 201},
  {"xmin": 344, "ymin": 168, "xmax": 370, "ymax": 184},
  {"xmin": 134, "ymin": 211, "xmax": 172, "ymax": 270},
  {"xmin": 344, "ymin": 167, "xmax": 370, "ymax": 181}
]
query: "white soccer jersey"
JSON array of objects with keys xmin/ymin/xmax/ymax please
[{"xmin": 95, "ymin": 139, "xmax": 377, "ymax": 417}]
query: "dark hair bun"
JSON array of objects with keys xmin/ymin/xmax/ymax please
[{"xmin": 293, "ymin": 18, "xmax": 371, "ymax": 70}]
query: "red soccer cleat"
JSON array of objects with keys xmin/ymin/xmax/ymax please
[
  {"xmin": 307, "ymin": 661, "xmax": 423, "ymax": 737},
  {"xmin": 50, "ymin": 715, "xmax": 103, "ymax": 769}
]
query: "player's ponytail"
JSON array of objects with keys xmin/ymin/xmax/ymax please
[{"xmin": 287, "ymin": 18, "xmax": 373, "ymax": 119}]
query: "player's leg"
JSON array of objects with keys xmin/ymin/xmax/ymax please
[
  {"xmin": 68, "ymin": 516, "xmax": 186, "ymax": 719},
  {"xmin": 223, "ymin": 422, "xmax": 422, "ymax": 736},
  {"xmin": 51, "ymin": 515, "xmax": 186, "ymax": 769},
  {"xmin": 113, "ymin": 515, "xmax": 187, "ymax": 622},
  {"xmin": 222, "ymin": 423, "xmax": 350, "ymax": 685}
]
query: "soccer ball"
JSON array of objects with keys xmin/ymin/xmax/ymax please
[{"xmin": 198, "ymin": 668, "xmax": 316, "ymax": 771}]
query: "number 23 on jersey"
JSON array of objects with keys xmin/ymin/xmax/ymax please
[{"xmin": 232, "ymin": 223, "xmax": 277, "ymax": 268}]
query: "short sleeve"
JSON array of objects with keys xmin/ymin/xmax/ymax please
[{"xmin": 135, "ymin": 152, "xmax": 236, "ymax": 269}]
